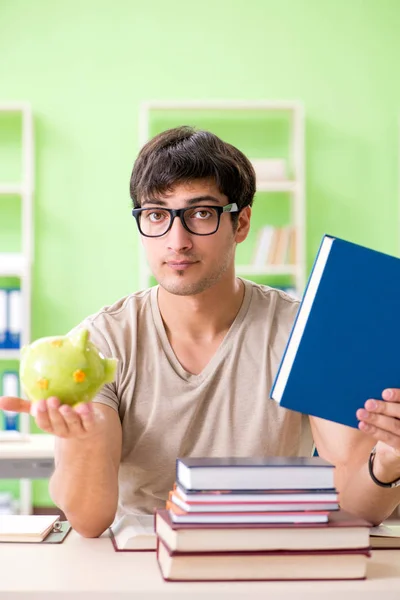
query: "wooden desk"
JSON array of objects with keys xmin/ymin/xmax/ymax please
[
  {"xmin": 0, "ymin": 530, "xmax": 399, "ymax": 600},
  {"xmin": 0, "ymin": 433, "xmax": 54, "ymax": 478}
]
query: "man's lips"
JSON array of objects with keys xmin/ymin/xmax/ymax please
[{"xmin": 165, "ymin": 260, "xmax": 198, "ymax": 270}]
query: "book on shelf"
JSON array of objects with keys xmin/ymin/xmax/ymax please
[
  {"xmin": 155, "ymin": 508, "xmax": 371, "ymax": 554},
  {"xmin": 0, "ymin": 514, "xmax": 62, "ymax": 543},
  {"xmin": 169, "ymin": 489, "xmax": 339, "ymax": 513},
  {"xmin": 156, "ymin": 537, "xmax": 370, "ymax": 582},
  {"xmin": 270, "ymin": 234, "xmax": 400, "ymax": 429},
  {"xmin": 251, "ymin": 225, "xmax": 296, "ymax": 268},
  {"xmin": 252, "ymin": 226, "xmax": 274, "ymax": 266},
  {"xmin": 288, "ymin": 226, "xmax": 296, "ymax": 264},
  {"xmin": 176, "ymin": 456, "xmax": 335, "ymax": 491},
  {"xmin": 370, "ymin": 523, "xmax": 400, "ymax": 549},
  {"xmin": 1, "ymin": 371, "xmax": 20, "ymax": 432},
  {"xmin": 174, "ymin": 483, "xmax": 338, "ymax": 504},
  {"xmin": 272, "ymin": 226, "xmax": 291, "ymax": 266},
  {"xmin": 0, "ymin": 288, "xmax": 21, "ymax": 350},
  {"xmin": 0, "ymin": 289, "xmax": 6, "ymax": 348},
  {"xmin": 109, "ymin": 514, "xmax": 156, "ymax": 551}
]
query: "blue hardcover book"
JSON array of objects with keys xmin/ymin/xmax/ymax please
[{"xmin": 270, "ymin": 234, "xmax": 400, "ymax": 429}]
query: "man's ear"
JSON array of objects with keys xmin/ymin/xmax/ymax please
[{"xmin": 235, "ymin": 206, "xmax": 251, "ymax": 244}]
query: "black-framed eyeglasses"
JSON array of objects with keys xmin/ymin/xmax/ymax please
[{"xmin": 131, "ymin": 203, "xmax": 239, "ymax": 238}]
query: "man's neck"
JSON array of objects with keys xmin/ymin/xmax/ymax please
[{"xmin": 157, "ymin": 276, "xmax": 245, "ymax": 343}]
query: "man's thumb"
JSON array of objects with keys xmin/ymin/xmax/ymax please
[{"xmin": 0, "ymin": 396, "xmax": 32, "ymax": 413}]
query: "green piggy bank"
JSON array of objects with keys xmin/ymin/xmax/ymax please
[{"xmin": 19, "ymin": 328, "xmax": 118, "ymax": 406}]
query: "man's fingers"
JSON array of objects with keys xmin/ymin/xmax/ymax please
[
  {"xmin": 44, "ymin": 397, "xmax": 69, "ymax": 437},
  {"xmin": 364, "ymin": 399, "xmax": 400, "ymax": 418},
  {"xmin": 59, "ymin": 404, "xmax": 86, "ymax": 436},
  {"xmin": 358, "ymin": 422, "xmax": 400, "ymax": 452},
  {"xmin": 0, "ymin": 396, "xmax": 31, "ymax": 413},
  {"xmin": 358, "ymin": 412, "xmax": 400, "ymax": 437},
  {"xmin": 33, "ymin": 399, "xmax": 56, "ymax": 433},
  {"xmin": 382, "ymin": 389, "xmax": 400, "ymax": 402},
  {"xmin": 74, "ymin": 402, "xmax": 96, "ymax": 433}
]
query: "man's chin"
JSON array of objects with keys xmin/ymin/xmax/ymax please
[{"xmin": 157, "ymin": 274, "xmax": 216, "ymax": 297}]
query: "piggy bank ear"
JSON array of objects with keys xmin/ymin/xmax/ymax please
[
  {"xmin": 104, "ymin": 358, "xmax": 118, "ymax": 383},
  {"xmin": 70, "ymin": 328, "xmax": 89, "ymax": 351}
]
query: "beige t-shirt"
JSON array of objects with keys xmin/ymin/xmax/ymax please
[{"xmin": 79, "ymin": 279, "xmax": 313, "ymax": 520}]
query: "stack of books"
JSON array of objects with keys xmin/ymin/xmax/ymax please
[{"xmin": 155, "ymin": 457, "xmax": 371, "ymax": 581}]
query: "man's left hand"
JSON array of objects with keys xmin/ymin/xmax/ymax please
[{"xmin": 357, "ymin": 389, "xmax": 400, "ymax": 473}]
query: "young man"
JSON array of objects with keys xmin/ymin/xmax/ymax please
[{"xmin": 2, "ymin": 126, "xmax": 400, "ymax": 537}]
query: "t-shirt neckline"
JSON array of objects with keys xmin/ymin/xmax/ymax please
[{"xmin": 150, "ymin": 278, "xmax": 253, "ymax": 383}]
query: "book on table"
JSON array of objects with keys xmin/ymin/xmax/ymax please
[
  {"xmin": 155, "ymin": 508, "xmax": 371, "ymax": 553},
  {"xmin": 168, "ymin": 506, "xmax": 329, "ymax": 524},
  {"xmin": 176, "ymin": 456, "xmax": 334, "ymax": 491},
  {"xmin": 156, "ymin": 538, "xmax": 371, "ymax": 581},
  {"xmin": 109, "ymin": 514, "xmax": 156, "ymax": 551},
  {"xmin": 270, "ymin": 234, "xmax": 400, "ymax": 429},
  {"xmin": 0, "ymin": 514, "xmax": 61, "ymax": 543},
  {"xmin": 169, "ymin": 488, "xmax": 339, "ymax": 513},
  {"xmin": 370, "ymin": 523, "xmax": 400, "ymax": 549},
  {"xmin": 174, "ymin": 483, "xmax": 338, "ymax": 504}
]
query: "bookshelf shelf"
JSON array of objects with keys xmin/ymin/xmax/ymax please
[
  {"xmin": 256, "ymin": 180, "xmax": 298, "ymax": 193},
  {"xmin": 0, "ymin": 253, "xmax": 27, "ymax": 277},
  {"xmin": 0, "ymin": 349, "xmax": 21, "ymax": 360},
  {"xmin": 0, "ymin": 183, "xmax": 24, "ymax": 195},
  {"xmin": 0, "ymin": 103, "xmax": 34, "ymax": 514}
]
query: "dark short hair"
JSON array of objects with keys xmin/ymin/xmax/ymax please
[{"xmin": 129, "ymin": 126, "xmax": 256, "ymax": 221}]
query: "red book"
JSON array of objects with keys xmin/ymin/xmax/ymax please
[
  {"xmin": 155, "ymin": 508, "xmax": 372, "ymax": 553},
  {"xmin": 167, "ymin": 501, "xmax": 330, "ymax": 524},
  {"xmin": 170, "ymin": 488, "xmax": 339, "ymax": 513},
  {"xmin": 156, "ymin": 536, "xmax": 371, "ymax": 581}
]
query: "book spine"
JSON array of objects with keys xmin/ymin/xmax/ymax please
[{"xmin": 0, "ymin": 289, "xmax": 6, "ymax": 349}]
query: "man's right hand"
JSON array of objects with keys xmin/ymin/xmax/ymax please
[{"xmin": 0, "ymin": 396, "xmax": 106, "ymax": 440}]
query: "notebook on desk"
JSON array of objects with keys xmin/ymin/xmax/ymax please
[
  {"xmin": 0, "ymin": 514, "xmax": 71, "ymax": 544},
  {"xmin": 109, "ymin": 514, "xmax": 157, "ymax": 551}
]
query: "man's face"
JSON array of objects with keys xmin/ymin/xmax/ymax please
[{"xmin": 140, "ymin": 179, "xmax": 250, "ymax": 296}]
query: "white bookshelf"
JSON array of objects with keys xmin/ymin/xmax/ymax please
[
  {"xmin": 137, "ymin": 100, "xmax": 306, "ymax": 295},
  {"xmin": 0, "ymin": 103, "xmax": 34, "ymax": 513}
]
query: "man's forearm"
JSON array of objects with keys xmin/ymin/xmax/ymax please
[
  {"xmin": 337, "ymin": 452, "xmax": 400, "ymax": 525},
  {"xmin": 49, "ymin": 437, "xmax": 119, "ymax": 537}
]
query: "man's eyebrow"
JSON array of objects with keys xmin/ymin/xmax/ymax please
[{"xmin": 141, "ymin": 195, "xmax": 222, "ymax": 207}]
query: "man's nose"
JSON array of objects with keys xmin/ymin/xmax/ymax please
[{"xmin": 166, "ymin": 215, "xmax": 193, "ymax": 252}]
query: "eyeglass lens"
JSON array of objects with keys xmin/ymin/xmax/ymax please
[{"xmin": 139, "ymin": 206, "xmax": 219, "ymax": 236}]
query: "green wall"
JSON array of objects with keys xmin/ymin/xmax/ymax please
[{"xmin": 1, "ymin": 0, "xmax": 400, "ymax": 506}]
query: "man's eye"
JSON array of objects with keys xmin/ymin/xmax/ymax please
[
  {"xmin": 193, "ymin": 210, "xmax": 212, "ymax": 220},
  {"xmin": 147, "ymin": 211, "xmax": 166, "ymax": 222}
]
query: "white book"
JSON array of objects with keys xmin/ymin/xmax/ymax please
[
  {"xmin": 370, "ymin": 524, "xmax": 400, "ymax": 548},
  {"xmin": 2, "ymin": 372, "xmax": 19, "ymax": 397},
  {"xmin": 170, "ymin": 511, "xmax": 328, "ymax": 524},
  {"xmin": 8, "ymin": 289, "xmax": 21, "ymax": 346},
  {"xmin": 0, "ymin": 289, "xmax": 6, "ymax": 346},
  {"xmin": 274, "ymin": 226, "xmax": 291, "ymax": 265},
  {"xmin": 0, "ymin": 514, "xmax": 60, "ymax": 543},
  {"xmin": 1, "ymin": 372, "xmax": 20, "ymax": 430},
  {"xmin": 253, "ymin": 226, "xmax": 274, "ymax": 266},
  {"xmin": 109, "ymin": 514, "xmax": 156, "ymax": 551}
]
